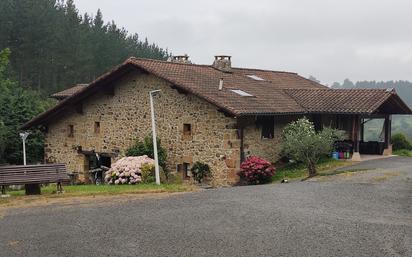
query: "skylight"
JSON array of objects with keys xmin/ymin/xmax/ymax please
[
  {"xmin": 246, "ymin": 74, "xmax": 265, "ymax": 81},
  {"xmin": 231, "ymin": 89, "xmax": 254, "ymax": 97}
]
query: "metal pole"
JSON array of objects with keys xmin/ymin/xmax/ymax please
[
  {"xmin": 20, "ymin": 132, "xmax": 29, "ymax": 165},
  {"xmin": 22, "ymin": 137, "xmax": 26, "ymax": 165},
  {"xmin": 149, "ymin": 90, "xmax": 161, "ymax": 185}
]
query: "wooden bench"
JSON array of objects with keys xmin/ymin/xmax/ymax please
[{"xmin": 0, "ymin": 164, "xmax": 70, "ymax": 195}]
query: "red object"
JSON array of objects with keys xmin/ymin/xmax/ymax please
[{"xmin": 238, "ymin": 156, "xmax": 276, "ymax": 184}]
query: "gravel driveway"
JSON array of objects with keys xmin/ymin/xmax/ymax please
[{"xmin": 1, "ymin": 157, "xmax": 411, "ymax": 257}]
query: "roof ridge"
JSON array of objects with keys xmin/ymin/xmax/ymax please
[
  {"xmin": 128, "ymin": 57, "xmax": 213, "ymax": 68},
  {"xmin": 231, "ymin": 66, "xmax": 297, "ymax": 74},
  {"xmin": 129, "ymin": 57, "xmax": 299, "ymax": 74}
]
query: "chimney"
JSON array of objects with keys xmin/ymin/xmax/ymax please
[
  {"xmin": 171, "ymin": 54, "xmax": 191, "ymax": 64},
  {"xmin": 212, "ymin": 55, "xmax": 232, "ymax": 72}
]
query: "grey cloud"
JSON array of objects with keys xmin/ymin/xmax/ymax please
[{"xmin": 75, "ymin": 0, "xmax": 412, "ymax": 85}]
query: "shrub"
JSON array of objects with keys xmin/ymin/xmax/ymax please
[
  {"xmin": 393, "ymin": 149, "xmax": 412, "ymax": 157},
  {"xmin": 139, "ymin": 163, "xmax": 167, "ymax": 183},
  {"xmin": 190, "ymin": 162, "xmax": 211, "ymax": 183},
  {"xmin": 238, "ymin": 156, "xmax": 276, "ymax": 184},
  {"xmin": 140, "ymin": 163, "xmax": 155, "ymax": 183},
  {"xmin": 126, "ymin": 135, "xmax": 167, "ymax": 169},
  {"xmin": 391, "ymin": 133, "xmax": 412, "ymax": 151},
  {"xmin": 105, "ymin": 156, "xmax": 154, "ymax": 185},
  {"xmin": 282, "ymin": 118, "xmax": 343, "ymax": 177}
]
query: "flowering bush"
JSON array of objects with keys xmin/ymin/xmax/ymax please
[
  {"xmin": 105, "ymin": 156, "xmax": 154, "ymax": 185},
  {"xmin": 238, "ymin": 156, "xmax": 275, "ymax": 184}
]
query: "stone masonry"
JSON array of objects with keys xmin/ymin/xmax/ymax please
[
  {"xmin": 44, "ymin": 70, "xmax": 298, "ymax": 185},
  {"xmin": 44, "ymin": 71, "xmax": 242, "ymax": 186}
]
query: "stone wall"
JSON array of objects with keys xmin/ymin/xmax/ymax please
[
  {"xmin": 242, "ymin": 115, "xmax": 301, "ymax": 163},
  {"xmin": 44, "ymin": 71, "xmax": 241, "ymax": 186}
]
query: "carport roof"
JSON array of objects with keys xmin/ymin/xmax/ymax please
[{"xmin": 284, "ymin": 88, "xmax": 412, "ymax": 115}]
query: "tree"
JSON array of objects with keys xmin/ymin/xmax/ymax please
[
  {"xmin": 342, "ymin": 78, "xmax": 355, "ymax": 88},
  {"xmin": 125, "ymin": 135, "xmax": 167, "ymax": 169},
  {"xmin": 0, "ymin": 48, "xmax": 53, "ymax": 164},
  {"xmin": 0, "ymin": 0, "xmax": 170, "ymax": 95},
  {"xmin": 282, "ymin": 118, "xmax": 343, "ymax": 177},
  {"xmin": 308, "ymin": 75, "xmax": 320, "ymax": 83}
]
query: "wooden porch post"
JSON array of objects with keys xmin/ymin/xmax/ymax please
[
  {"xmin": 352, "ymin": 115, "xmax": 362, "ymax": 161},
  {"xmin": 383, "ymin": 115, "xmax": 392, "ymax": 156},
  {"xmin": 360, "ymin": 118, "xmax": 364, "ymax": 142}
]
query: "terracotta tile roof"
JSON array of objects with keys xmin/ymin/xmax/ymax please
[
  {"xmin": 128, "ymin": 58, "xmax": 324, "ymax": 115},
  {"xmin": 21, "ymin": 57, "xmax": 412, "ymax": 129},
  {"xmin": 50, "ymin": 84, "xmax": 88, "ymax": 100},
  {"xmin": 284, "ymin": 88, "xmax": 412, "ymax": 114}
]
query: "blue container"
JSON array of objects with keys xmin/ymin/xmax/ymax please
[{"xmin": 332, "ymin": 152, "xmax": 339, "ymax": 160}]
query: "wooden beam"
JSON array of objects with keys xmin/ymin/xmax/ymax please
[
  {"xmin": 75, "ymin": 103, "xmax": 83, "ymax": 114},
  {"xmin": 102, "ymin": 86, "xmax": 115, "ymax": 96},
  {"xmin": 384, "ymin": 115, "xmax": 391, "ymax": 148},
  {"xmin": 352, "ymin": 115, "xmax": 360, "ymax": 152}
]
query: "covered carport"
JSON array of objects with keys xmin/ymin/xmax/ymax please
[{"xmin": 285, "ymin": 88, "xmax": 412, "ymax": 161}]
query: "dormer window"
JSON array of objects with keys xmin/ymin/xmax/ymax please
[{"xmin": 230, "ymin": 89, "xmax": 253, "ymax": 97}]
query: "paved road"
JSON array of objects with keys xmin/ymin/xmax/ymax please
[{"xmin": 1, "ymin": 157, "xmax": 411, "ymax": 257}]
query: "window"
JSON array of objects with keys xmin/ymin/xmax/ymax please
[
  {"xmin": 94, "ymin": 122, "xmax": 100, "ymax": 134},
  {"xmin": 259, "ymin": 117, "xmax": 274, "ymax": 139},
  {"xmin": 183, "ymin": 123, "xmax": 192, "ymax": 136},
  {"xmin": 183, "ymin": 163, "xmax": 190, "ymax": 178},
  {"xmin": 68, "ymin": 125, "xmax": 74, "ymax": 137},
  {"xmin": 176, "ymin": 163, "xmax": 191, "ymax": 179},
  {"xmin": 246, "ymin": 74, "xmax": 265, "ymax": 81},
  {"xmin": 230, "ymin": 89, "xmax": 254, "ymax": 97}
]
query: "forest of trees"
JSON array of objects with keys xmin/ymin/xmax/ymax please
[
  {"xmin": 0, "ymin": 0, "xmax": 170, "ymax": 164},
  {"xmin": 0, "ymin": 0, "xmax": 169, "ymax": 95}
]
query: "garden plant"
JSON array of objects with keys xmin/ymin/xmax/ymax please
[
  {"xmin": 238, "ymin": 156, "xmax": 276, "ymax": 184},
  {"xmin": 282, "ymin": 118, "xmax": 343, "ymax": 177},
  {"xmin": 190, "ymin": 162, "xmax": 211, "ymax": 183}
]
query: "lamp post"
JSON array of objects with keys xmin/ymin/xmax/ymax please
[
  {"xmin": 19, "ymin": 132, "xmax": 30, "ymax": 165},
  {"xmin": 149, "ymin": 90, "xmax": 161, "ymax": 185}
]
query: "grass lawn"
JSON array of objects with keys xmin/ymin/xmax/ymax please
[
  {"xmin": 0, "ymin": 183, "xmax": 195, "ymax": 207},
  {"xmin": 272, "ymin": 158, "xmax": 354, "ymax": 182},
  {"xmin": 393, "ymin": 149, "xmax": 412, "ymax": 157}
]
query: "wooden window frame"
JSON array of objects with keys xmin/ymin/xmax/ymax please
[{"xmin": 260, "ymin": 117, "xmax": 275, "ymax": 139}]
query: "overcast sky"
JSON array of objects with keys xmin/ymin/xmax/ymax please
[{"xmin": 75, "ymin": 0, "xmax": 412, "ymax": 85}]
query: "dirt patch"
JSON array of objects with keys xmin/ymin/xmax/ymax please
[
  {"xmin": 308, "ymin": 169, "xmax": 402, "ymax": 183},
  {"xmin": 0, "ymin": 191, "xmax": 193, "ymax": 212},
  {"xmin": 371, "ymin": 172, "xmax": 401, "ymax": 182}
]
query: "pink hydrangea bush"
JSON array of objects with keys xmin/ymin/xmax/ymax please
[
  {"xmin": 238, "ymin": 156, "xmax": 276, "ymax": 184},
  {"xmin": 105, "ymin": 156, "xmax": 155, "ymax": 185}
]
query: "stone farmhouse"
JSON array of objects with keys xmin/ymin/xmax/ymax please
[{"xmin": 22, "ymin": 55, "xmax": 412, "ymax": 185}]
